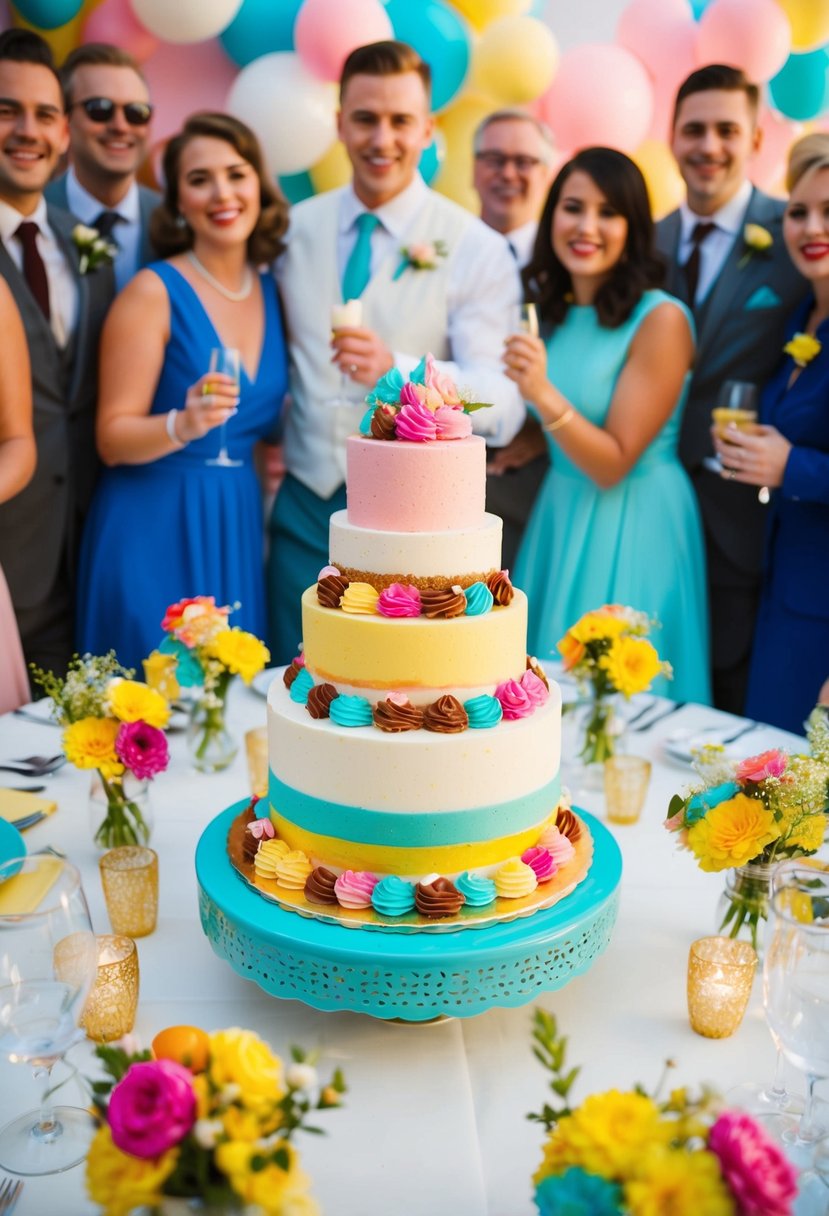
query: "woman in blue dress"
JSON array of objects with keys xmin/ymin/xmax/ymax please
[
  {"xmin": 77, "ymin": 114, "xmax": 288, "ymax": 669},
  {"xmin": 507, "ymin": 147, "xmax": 709, "ymax": 702},
  {"xmin": 714, "ymin": 134, "xmax": 829, "ymax": 734}
]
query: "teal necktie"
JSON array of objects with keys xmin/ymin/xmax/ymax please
[{"xmin": 342, "ymin": 212, "xmax": 380, "ymax": 301}]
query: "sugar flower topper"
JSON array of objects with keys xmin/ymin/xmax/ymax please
[
  {"xmin": 393, "ymin": 239, "xmax": 448, "ymax": 280},
  {"xmin": 71, "ymin": 223, "xmax": 117, "ymax": 274},
  {"xmin": 737, "ymin": 222, "xmax": 773, "ymax": 269},
  {"xmin": 783, "ymin": 331, "xmax": 822, "ymax": 368},
  {"xmin": 360, "ymin": 352, "xmax": 491, "ymax": 443}
]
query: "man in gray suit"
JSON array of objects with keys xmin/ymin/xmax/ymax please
[
  {"xmin": 656, "ymin": 65, "xmax": 804, "ymax": 714},
  {"xmin": 0, "ymin": 29, "xmax": 114, "ymax": 672},
  {"xmin": 45, "ymin": 43, "xmax": 158, "ymax": 291}
]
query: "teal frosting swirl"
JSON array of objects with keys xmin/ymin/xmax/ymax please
[
  {"xmin": 371, "ymin": 875, "xmax": 416, "ymax": 917},
  {"xmin": 464, "ymin": 695, "xmax": 503, "ymax": 729},
  {"xmin": 329, "ymin": 694, "xmax": 373, "ymax": 727},
  {"xmin": 456, "ymin": 871, "xmax": 496, "ymax": 907},
  {"xmin": 464, "ymin": 581, "xmax": 494, "ymax": 616},
  {"xmin": 367, "ymin": 366, "xmax": 405, "ymax": 404},
  {"xmin": 289, "ymin": 666, "xmax": 314, "ymax": 705},
  {"xmin": 409, "ymin": 355, "xmax": 428, "ymax": 385},
  {"xmin": 359, "ymin": 407, "xmax": 374, "ymax": 435}
]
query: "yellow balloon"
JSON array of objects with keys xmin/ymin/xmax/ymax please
[
  {"xmin": 434, "ymin": 93, "xmax": 494, "ymax": 212},
  {"xmin": 633, "ymin": 139, "xmax": 685, "ymax": 221},
  {"xmin": 11, "ymin": 0, "xmax": 104, "ymax": 65},
  {"xmin": 450, "ymin": 0, "xmax": 528, "ymax": 32},
  {"xmin": 776, "ymin": 0, "xmax": 829, "ymax": 52},
  {"xmin": 309, "ymin": 140, "xmax": 351, "ymax": 194},
  {"xmin": 472, "ymin": 16, "xmax": 558, "ymax": 105}
]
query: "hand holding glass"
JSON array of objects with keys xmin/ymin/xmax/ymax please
[
  {"xmin": 205, "ymin": 346, "xmax": 241, "ymax": 468},
  {"xmin": 708, "ymin": 381, "xmax": 758, "ymax": 473},
  {"xmin": 328, "ymin": 300, "xmax": 363, "ymax": 408}
]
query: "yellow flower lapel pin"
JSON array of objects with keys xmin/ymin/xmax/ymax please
[{"xmin": 738, "ymin": 223, "xmax": 773, "ymax": 269}]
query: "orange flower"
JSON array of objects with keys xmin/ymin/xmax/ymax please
[{"xmin": 557, "ymin": 631, "xmax": 585, "ymax": 671}]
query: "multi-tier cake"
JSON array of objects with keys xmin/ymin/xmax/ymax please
[{"xmin": 230, "ymin": 358, "xmax": 592, "ymax": 931}]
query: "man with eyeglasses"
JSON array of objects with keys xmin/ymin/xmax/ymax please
[{"xmin": 45, "ymin": 43, "xmax": 158, "ymax": 291}]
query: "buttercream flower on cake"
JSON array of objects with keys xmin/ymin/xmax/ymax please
[
  {"xmin": 783, "ymin": 331, "xmax": 822, "ymax": 367},
  {"xmin": 393, "ymin": 238, "xmax": 447, "ymax": 278},
  {"xmin": 71, "ymin": 222, "xmax": 117, "ymax": 274},
  {"xmin": 737, "ymin": 222, "xmax": 773, "ymax": 268},
  {"xmin": 360, "ymin": 352, "xmax": 490, "ymax": 443}
]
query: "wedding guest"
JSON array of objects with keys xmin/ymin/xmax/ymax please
[
  {"xmin": 76, "ymin": 113, "xmax": 288, "ymax": 669},
  {"xmin": 655, "ymin": 64, "xmax": 805, "ymax": 714},
  {"xmin": 45, "ymin": 43, "xmax": 158, "ymax": 291},
  {"xmin": 0, "ymin": 28, "xmax": 114, "ymax": 674},
  {"xmin": 267, "ymin": 39, "xmax": 524, "ymax": 662},
  {"xmin": 506, "ymin": 147, "xmax": 709, "ymax": 703},
  {"xmin": 714, "ymin": 134, "xmax": 829, "ymax": 734}
]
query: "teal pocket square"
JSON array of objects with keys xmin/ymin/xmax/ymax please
[{"xmin": 745, "ymin": 285, "xmax": 782, "ymax": 310}]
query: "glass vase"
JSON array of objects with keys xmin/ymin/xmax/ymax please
[
  {"xmin": 187, "ymin": 681, "xmax": 237, "ymax": 774},
  {"xmin": 89, "ymin": 771, "xmax": 152, "ymax": 851},
  {"xmin": 572, "ymin": 692, "xmax": 624, "ymax": 788},
  {"xmin": 716, "ymin": 861, "xmax": 773, "ymax": 957}
]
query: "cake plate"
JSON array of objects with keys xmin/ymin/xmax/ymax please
[{"xmin": 196, "ymin": 802, "xmax": 622, "ymax": 1022}]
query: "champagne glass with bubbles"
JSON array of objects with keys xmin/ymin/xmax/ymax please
[{"xmin": 206, "ymin": 346, "xmax": 242, "ymax": 468}]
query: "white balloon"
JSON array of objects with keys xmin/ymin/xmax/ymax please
[
  {"xmin": 129, "ymin": 0, "xmax": 244, "ymax": 42},
  {"xmin": 226, "ymin": 52, "xmax": 338, "ymax": 177}
]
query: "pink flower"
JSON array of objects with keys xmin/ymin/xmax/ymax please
[
  {"xmin": 399, "ymin": 380, "xmax": 423, "ymax": 408},
  {"xmin": 494, "ymin": 678, "xmax": 533, "ymax": 720},
  {"xmin": 377, "ymin": 583, "xmax": 421, "ymax": 617},
  {"xmin": 408, "ymin": 241, "xmax": 436, "ymax": 264},
  {"xmin": 736, "ymin": 749, "xmax": 788, "ymax": 783},
  {"xmin": 108, "ymin": 1059, "xmax": 196, "ymax": 1159},
  {"xmin": 115, "ymin": 721, "xmax": 169, "ymax": 779},
  {"xmin": 434, "ymin": 406, "xmax": 472, "ymax": 440},
  {"xmin": 424, "ymin": 354, "xmax": 462, "ymax": 405},
  {"xmin": 708, "ymin": 1111, "xmax": 797, "ymax": 1216},
  {"xmin": 247, "ymin": 818, "xmax": 275, "ymax": 840}
]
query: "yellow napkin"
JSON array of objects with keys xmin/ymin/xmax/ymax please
[
  {"xmin": 0, "ymin": 856, "xmax": 62, "ymax": 914},
  {"xmin": 0, "ymin": 787, "xmax": 58, "ymax": 822}
]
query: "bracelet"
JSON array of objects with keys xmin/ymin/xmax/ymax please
[
  {"xmin": 166, "ymin": 409, "xmax": 186, "ymax": 447},
  {"xmin": 543, "ymin": 407, "xmax": 575, "ymax": 434}
]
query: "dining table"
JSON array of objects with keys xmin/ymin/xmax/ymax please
[{"xmin": 1, "ymin": 673, "xmax": 826, "ymax": 1216}]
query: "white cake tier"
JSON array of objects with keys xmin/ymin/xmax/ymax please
[{"xmin": 329, "ymin": 510, "xmax": 502, "ymax": 584}]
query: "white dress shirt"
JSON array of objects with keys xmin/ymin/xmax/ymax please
[
  {"xmin": 678, "ymin": 180, "xmax": 753, "ymax": 306},
  {"xmin": 65, "ymin": 168, "xmax": 141, "ymax": 293},
  {"xmin": 0, "ymin": 196, "xmax": 77, "ymax": 346}
]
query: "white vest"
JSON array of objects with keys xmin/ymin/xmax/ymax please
[{"xmin": 279, "ymin": 187, "xmax": 475, "ymax": 498}]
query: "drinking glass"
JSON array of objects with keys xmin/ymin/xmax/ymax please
[
  {"xmin": 206, "ymin": 346, "xmax": 242, "ymax": 468},
  {"xmin": 0, "ymin": 855, "xmax": 98, "ymax": 1174},
  {"xmin": 706, "ymin": 380, "xmax": 758, "ymax": 474},
  {"xmin": 328, "ymin": 299, "xmax": 363, "ymax": 408},
  {"xmin": 514, "ymin": 302, "xmax": 539, "ymax": 338}
]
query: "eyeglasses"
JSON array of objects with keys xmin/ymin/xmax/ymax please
[
  {"xmin": 70, "ymin": 97, "xmax": 153, "ymax": 126},
  {"xmin": 475, "ymin": 151, "xmax": 544, "ymax": 173}
]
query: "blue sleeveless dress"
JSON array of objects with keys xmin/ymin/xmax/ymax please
[
  {"xmin": 77, "ymin": 263, "xmax": 287, "ymax": 670},
  {"xmin": 513, "ymin": 291, "xmax": 710, "ymax": 703}
]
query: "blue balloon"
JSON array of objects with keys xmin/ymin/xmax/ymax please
[
  {"xmin": 220, "ymin": 0, "xmax": 304, "ymax": 68},
  {"xmin": 278, "ymin": 170, "xmax": 315, "ymax": 205},
  {"xmin": 418, "ymin": 134, "xmax": 444, "ymax": 185},
  {"xmin": 769, "ymin": 48, "xmax": 829, "ymax": 121},
  {"xmin": 385, "ymin": 0, "xmax": 470, "ymax": 112},
  {"xmin": 12, "ymin": 0, "xmax": 83, "ymax": 28}
]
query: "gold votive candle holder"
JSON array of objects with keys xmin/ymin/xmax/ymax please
[
  {"xmin": 687, "ymin": 935, "xmax": 757, "ymax": 1039},
  {"xmin": 245, "ymin": 726, "xmax": 269, "ymax": 800},
  {"xmin": 604, "ymin": 755, "xmax": 651, "ymax": 824},
  {"xmin": 82, "ymin": 934, "xmax": 139, "ymax": 1043},
  {"xmin": 142, "ymin": 651, "xmax": 180, "ymax": 703},
  {"xmin": 99, "ymin": 846, "xmax": 158, "ymax": 938}
]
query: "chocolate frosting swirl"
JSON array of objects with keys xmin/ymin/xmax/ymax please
[
  {"xmin": 373, "ymin": 697, "xmax": 424, "ymax": 732},
  {"xmin": 527, "ymin": 655, "xmax": 550, "ymax": 690},
  {"xmin": 415, "ymin": 876, "xmax": 465, "ymax": 918},
  {"xmin": 556, "ymin": 808, "xmax": 582, "ymax": 842},
  {"xmin": 242, "ymin": 823, "xmax": 260, "ymax": 862},
  {"xmin": 486, "ymin": 569, "xmax": 514, "ymax": 606},
  {"xmin": 370, "ymin": 404, "xmax": 397, "ymax": 441},
  {"xmin": 283, "ymin": 658, "xmax": 303, "ymax": 689},
  {"xmin": 304, "ymin": 866, "xmax": 339, "ymax": 905},
  {"xmin": 421, "ymin": 587, "xmax": 466, "ymax": 618},
  {"xmin": 307, "ymin": 683, "xmax": 337, "ymax": 719},
  {"xmin": 317, "ymin": 574, "xmax": 349, "ymax": 609},
  {"xmin": 423, "ymin": 694, "xmax": 468, "ymax": 734}
]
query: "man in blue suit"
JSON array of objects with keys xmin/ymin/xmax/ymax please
[{"xmin": 656, "ymin": 64, "xmax": 805, "ymax": 714}]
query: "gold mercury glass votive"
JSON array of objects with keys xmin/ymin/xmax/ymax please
[
  {"xmin": 142, "ymin": 650, "xmax": 180, "ymax": 703},
  {"xmin": 81, "ymin": 934, "xmax": 139, "ymax": 1043},
  {"xmin": 604, "ymin": 755, "xmax": 651, "ymax": 824},
  {"xmin": 245, "ymin": 726, "xmax": 269, "ymax": 799},
  {"xmin": 99, "ymin": 846, "xmax": 158, "ymax": 938},
  {"xmin": 687, "ymin": 935, "xmax": 757, "ymax": 1039}
]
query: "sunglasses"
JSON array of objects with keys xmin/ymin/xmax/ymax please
[
  {"xmin": 475, "ymin": 151, "xmax": 544, "ymax": 173},
  {"xmin": 71, "ymin": 97, "xmax": 153, "ymax": 126}
]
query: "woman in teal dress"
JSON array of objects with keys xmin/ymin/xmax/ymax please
[
  {"xmin": 77, "ymin": 114, "xmax": 288, "ymax": 670},
  {"xmin": 508, "ymin": 148, "xmax": 709, "ymax": 702}
]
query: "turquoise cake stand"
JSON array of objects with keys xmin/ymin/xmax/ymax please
[{"xmin": 196, "ymin": 803, "xmax": 622, "ymax": 1022}]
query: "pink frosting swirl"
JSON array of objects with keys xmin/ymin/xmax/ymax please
[
  {"xmin": 494, "ymin": 678, "xmax": 534, "ymax": 720},
  {"xmin": 377, "ymin": 583, "xmax": 422, "ymax": 618},
  {"xmin": 519, "ymin": 669, "xmax": 549, "ymax": 707},
  {"xmin": 399, "ymin": 380, "xmax": 422, "ymax": 408},
  {"xmin": 538, "ymin": 825, "xmax": 575, "ymax": 866},
  {"xmin": 435, "ymin": 406, "xmax": 472, "ymax": 440},
  {"xmin": 521, "ymin": 846, "xmax": 557, "ymax": 883},
  {"xmin": 396, "ymin": 400, "xmax": 437, "ymax": 442},
  {"xmin": 425, "ymin": 354, "xmax": 462, "ymax": 405},
  {"xmin": 334, "ymin": 870, "xmax": 380, "ymax": 909}
]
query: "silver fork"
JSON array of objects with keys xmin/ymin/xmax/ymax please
[{"xmin": 0, "ymin": 1176, "xmax": 23, "ymax": 1214}]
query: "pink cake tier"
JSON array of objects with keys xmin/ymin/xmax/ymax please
[{"xmin": 346, "ymin": 434, "xmax": 485, "ymax": 532}]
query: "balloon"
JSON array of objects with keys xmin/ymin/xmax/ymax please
[
  {"xmin": 308, "ymin": 139, "xmax": 351, "ymax": 193},
  {"xmin": 472, "ymin": 15, "xmax": 558, "ymax": 104},
  {"xmin": 633, "ymin": 138, "xmax": 685, "ymax": 219},
  {"xmin": 616, "ymin": 0, "xmax": 698, "ymax": 142},
  {"xmin": 768, "ymin": 47, "xmax": 829, "ymax": 121},
  {"xmin": 433, "ymin": 93, "xmax": 494, "ymax": 211},
  {"xmin": 385, "ymin": 0, "xmax": 471, "ymax": 111},
  {"xmin": 11, "ymin": 0, "xmax": 101, "ymax": 61},
  {"xmin": 419, "ymin": 130, "xmax": 445, "ymax": 185},
  {"xmin": 83, "ymin": 0, "xmax": 159, "ymax": 61},
  {"xmin": 749, "ymin": 105, "xmax": 802, "ymax": 191},
  {"xmin": 143, "ymin": 39, "xmax": 239, "ymax": 146},
  {"xmin": 450, "ymin": 0, "xmax": 526, "ymax": 31},
  {"xmin": 220, "ymin": 0, "xmax": 302, "ymax": 67},
  {"xmin": 226, "ymin": 51, "xmax": 337, "ymax": 176},
  {"xmin": 129, "ymin": 0, "xmax": 243, "ymax": 43},
  {"xmin": 777, "ymin": 0, "xmax": 829, "ymax": 52},
  {"xmin": 295, "ymin": 0, "xmax": 393, "ymax": 83},
  {"xmin": 278, "ymin": 170, "xmax": 315, "ymax": 205},
  {"xmin": 11, "ymin": 0, "xmax": 82, "ymax": 28},
  {"xmin": 697, "ymin": 0, "xmax": 791, "ymax": 84},
  {"xmin": 537, "ymin": 44, "xmax": 653, "ymax": 155}
]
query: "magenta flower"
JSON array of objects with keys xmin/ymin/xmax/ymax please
[
  {"xmin": 115, "ymin": 720, "xmax": 169, "ymax": 779},
  {"xmin": 736, "ymin": 749, "xmax": 788, "ymax": 784},
  {"xmin": 708, "ymin": 1111, "xmax": 797, "ymax": 1216},
  {"xmin": 108, "ymin": 1059, "xmax": 196, "ymax": 1159}
]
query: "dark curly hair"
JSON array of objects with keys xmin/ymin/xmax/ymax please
[
  {"xmin": 523, "ymin": 147, "xmax": 665, "ymax": 331},
  {"xmin": 150, "ymin": 112, "xmax": 288, "ymax": 264}
]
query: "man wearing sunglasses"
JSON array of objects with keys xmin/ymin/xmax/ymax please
[{"xmin": 45, "ymin": 43, "xmax": 158, "ymax": 291}]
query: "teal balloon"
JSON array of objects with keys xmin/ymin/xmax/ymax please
[
  {"xmin": 278, "ymin": 170, "xmax": 315, "ymax": 205},
  {"xmin": 12, "ymin": 0, "xmax": 83, "ymax": 27},
  {"xmin": 769, "ymin": 49, "xmax": 829, "ymax": 121},
  {"xmin": 220, "ymin": 0, "xmax": 303, "ymax": 67},
  {"xmin": 385, "ymin": 0, "xmax": 470, "ymax": 111},
  {"xmin": 418, "ymin": 134, "xmax": 444, "ymax": 185}
]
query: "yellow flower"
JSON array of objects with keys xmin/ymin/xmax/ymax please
[
  {"xmin": 86, "ymin": 1125, "xmax": 177, "ymax": 1216},
  {"xmin": 208, "ymin": 1027, "xmax": 284, "ymax": 1112},
  {"xmin": 534, "ymin": 1090, "xmax": 668, "ymax": 1183},
  {"xmin": 222, "ymin": 1103, "xmax": 280, "ymax": 1142},
  {"xmin": 625, "ymin": 1148, "xmax": 735, "ymax": 1216},
  {"xmin": 108, "ymin": 679, "xmax": 170, "ymax": 728},
  {"xmin": 781, "ymin": 811, "xmax": 826, "ymax": 853},
  {"xmin": 570, "ymin": 612, "xmax": 627, "ymax": 644},
  {"xmin": 63, "ymin": 716, "xmax": 123, "ymax": 778},
  {"xmin": 205, "ymin": 629, "xmax": 270, "ymax": 684},
  {"xmin": 216, "ymin": 1139, "xmax": 319, "ymax": 1216},
  {"xmin": 600, "ymin": 636, "xmax": 661, "ymax": 697},
  {"xmin": 687, "ymin": 793, "xmax": 779, "ymax": 872},
  {"xmin": 743, "ymin": 222, "xmax": 772, "ymax": 252},
  {"xmin": 784, "ymin": 332, "xmax": 822, "ymax": 368}
]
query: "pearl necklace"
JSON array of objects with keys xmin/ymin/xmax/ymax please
[{"xmin": 186, "ymin": 251, "xmax": 253, "ymax": 302}]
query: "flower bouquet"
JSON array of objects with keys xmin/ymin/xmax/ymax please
[
  {"xmin": 557, "ymin": 606, "xmax": 671, "ymax": 766},
  {"xmin": 31, "ymin": 653, "xmax": 170, "ymax": 848},
  {"xmin": 86, "ymin": 1025, "xmax": 345, "ymax": 1215},
  {"xmin": 529, "ymin": 1010, "xmax": 798, "ymax": 1216}
]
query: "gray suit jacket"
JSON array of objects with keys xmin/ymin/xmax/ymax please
[
  {"xmin": 0, "ymin": 204, "xmax": 115, "ymax": 609},
  {"xmin": 44, "ymin": 174, "xmax": 159, "ymax": 274}
]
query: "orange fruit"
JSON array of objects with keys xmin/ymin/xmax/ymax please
[{"xmin": 151, "ymin": 1025, "xmax": 210, "ymax": 1073}]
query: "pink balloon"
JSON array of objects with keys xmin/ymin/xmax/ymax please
[
  {"xmin": 697, "ymin": 0, "xmax": 791, "ymax": 84},
  {"xmin": 294, "ymin": 0, "xmax": 393, "ymax": 83},
  {"xmin": 617, "ymin": 0, "xmax": 698, "ymax": 140},
  {"xmin": 750, "ymin": 104, "xmax": 801, "ymax": 191},
  {"xmin": 142, "ymin": 38, "xmax": 239, "ymax": 147},
  {"xmin": 538, "ymin": 44, "xmax": 654, "ymax": 154},
  {"xmin": 83, "ymin": 0, "xmax": 159, "ymax": 62}
]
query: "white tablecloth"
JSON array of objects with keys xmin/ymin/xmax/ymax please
[{"xmin": 0, "ymin": 680, "xmax": 824, "ymax": 1216}]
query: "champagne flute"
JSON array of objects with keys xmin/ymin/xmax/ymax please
[
  {"xmin": 205, "ymin": 346, "xmax": 242, "ymax": 468},
  {"xmin": 515, "ymin": 302, "xmax": 539, "ymax": 338},
  {"xmin": 328, "ymin": 299, "xmax": 363, "ymax": 408},
  {"xmin": 705, "ymin": 380, "xmax": 758, "ymax": 474},
  {"xmin": 0, "ymin": 855, "xmax": 98, "ymax": 1175}
]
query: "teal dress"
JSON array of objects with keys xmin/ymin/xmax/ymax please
[{"xmin": 513, "ymin": 291, "xmax": 710, "ymax": 703}]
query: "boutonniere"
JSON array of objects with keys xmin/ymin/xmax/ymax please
[
  {"xmin": 737, "ymin": 222, "xmax": 773, "ymax": 269},
  {"xmin": 71, "ymin": 223, "xmax": 117, "ymax": 274},
  {"xmin": 783, "ymin": 331, "xmax": 822, "ymax": 367},
  {"xmin": 393, "ymin": 239, "xmax": 447, "ymax": 280}
]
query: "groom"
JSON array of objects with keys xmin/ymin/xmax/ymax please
[{"xmin": 268, "ymin": 40, "xmax": 524, "ymax": 662}]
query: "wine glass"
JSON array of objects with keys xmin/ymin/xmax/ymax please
[
  {"xmin": 205, "ymin": 346, "xmax": 242, "ymax": 468},
  {"xmin": 705, "ymin": 380, "xmax": 758, "ymax": 474},
  {"xmin": 328, "ymin": 299, "xmax": 363, "ymax": 408},
  {"xmin": 514, "ymin": 302, "xmax": 539, "ymax": 338},
  {"xmin": 0, "ymin": 855, "xmax": 98, "ymax": 1175}
]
